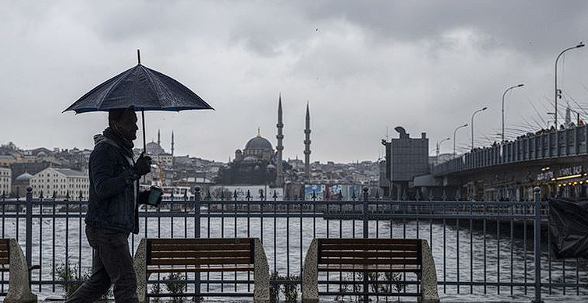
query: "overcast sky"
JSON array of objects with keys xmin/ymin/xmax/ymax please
[{"xmin": 2, "ymin": 0, "xmax": 588, "ymax": 163}]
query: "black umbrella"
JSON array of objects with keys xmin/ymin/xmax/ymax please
[{"xmin": 64, "ymin": 50, "xmax": 213, "ymax": 151}]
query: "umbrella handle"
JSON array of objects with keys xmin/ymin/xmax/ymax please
[
  {"xmin": 142, "ymin": 108, "xmax": 147, "ymax": 185},
  {"xmin": 142, "ymin": 109, "xmax": 146, "ymax": 153}
]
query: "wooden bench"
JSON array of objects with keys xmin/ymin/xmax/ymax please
[
  {"xmin": 0, "ymin": 238, "xmax": 38, "ymax": 303},
  {"xmin": 134, "ymin": 238, "xmax": 270, "ymax": 303},
  {"xmin": 302, "ymin": 238, "xmax": 439, "ymax": 303}
]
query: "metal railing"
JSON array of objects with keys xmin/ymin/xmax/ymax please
[
  {"xmin": 432, "ymin": 123, "xmax": 588, "ymax": 175},
  {"xmin": 0, "ymin": 186, "xmax": 587, "ymax": 302}
]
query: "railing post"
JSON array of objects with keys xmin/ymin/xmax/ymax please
[
  {"xmin": 361, "ymin": 187, "xmax": 369, "ymax": 303},
  {"xmin": 194, "ymin": 187, "xmax": 201, "ymax": 238},
  {"xmin": 194, "ymin": 186, "xmax": 201, "ymax": 297},
  {"xmin": 362, "ymin": 187, "xmax": 369, "ymax": 239},
  {"xmin": 25, "ymin": 186, "xmax": 33, "ymax": 286},
  {"xmin": 533, "ymin": 186, "xmax": 542, "ymax": 303}
]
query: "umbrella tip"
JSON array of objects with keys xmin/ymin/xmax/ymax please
[{"xmin": 137, "ymin": 49, "xmax": 141, "ymax": 65}]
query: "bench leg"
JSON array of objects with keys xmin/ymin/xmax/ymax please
[
  {"xmin": 420, "ymin": 240, "xmax": 440, "ymax": 303},
  {"xmin": 133, "ymin": 238, "xmax": 148, "ymax": 303},
  {"xmin": 302, "ymin": 239, "xmax": 318, "ymax": 303},
  {"xmin": 5, "ymin": 239, "xmax": 37, "ymax": 303},
  {"xmin": 253, "ymin": 238, "xmax": 270, "ymax": 303}
]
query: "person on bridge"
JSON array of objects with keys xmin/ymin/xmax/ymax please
[{"xmin": 67, "ymin": 107, "xmax": 156, "ymax": 303}]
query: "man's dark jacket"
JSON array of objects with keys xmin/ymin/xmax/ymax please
[{"xmin": 85, "ymin": 130, "xmax": 146, "ymax": 234}]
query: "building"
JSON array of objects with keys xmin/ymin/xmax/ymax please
[
  {"xmin": 0, "ymin": 166, "xmax": 11, "ymax": 196},
  {"xmin": 145, "ymin": 142, "xmax": 173, "ymax": 168},
  {"xmin": 0, "ymin": 155, "xmax": 16, "ymax": 166},
  {"xmin": 143, "ymin": 129, "xmax": 175, "ymax": 168},
  {"xmin": 12, "ymin": 172, "xmax": 33, "ymax": 198},
  {"xmin": 30, "ymin": 167, "xmax": 89, "ymax": 199},
  {"xmin": 216, "ymin": 95, "xmax": 314, "ymax": 187},
  {"xmin": 10, "ymin": 161, "xmax": 54, "ymax": 184},
  {"xmin": 380, "ymin": 127, "xmax": 429, "ymax": 198},
  {"xmin": 217, "ymin": 129, "xmax": 277, "ymax": 185}
]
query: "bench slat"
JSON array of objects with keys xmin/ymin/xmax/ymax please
[
  {"xmin": 148, "ymin": 238, "xmax": 253, "ymax": 245},
  {"xmin": 318, "ymin": 264, "xmax": 420, "ymax": 273},
  {"xmin": 320, "ymin": 244, "xmax": 419, "ymax": 251},
  {"xmin": 320, "ymin": 258, "xmax": 419, "ymax": 265},
  {"xmin": 147, "ymin": 265, "xmax": 254, "ymax": 274},
  {"xmin": 150, "ymin": 251, "xmax": 251, "ymax": 258},
  {"xmin": 150, "ymin": 244, "xmax": 251, "ymax": 251},
  {"xmin": 321, "ymin": 251, "xmax": 418, "ymax": 258},
  {"xmin": 149, "ymin": 257, "xmax": 253, "ymax": 266},
  {"xmin": 319, "ymin": 238, "xmax": 420, "ymax": 245}
]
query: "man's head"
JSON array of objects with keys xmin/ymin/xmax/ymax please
[{"xmin": 108, "ymin": 107, "xmax": 138, "ymax": 141}]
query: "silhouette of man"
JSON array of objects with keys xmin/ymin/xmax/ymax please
[{"xmin": 67, "ymin": 107, "xmax": 154, "ymax": 302}]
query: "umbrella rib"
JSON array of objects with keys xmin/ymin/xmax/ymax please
[
  {"xmin": 98, "ymin": 68, "xmax": 133, "ymax": 111},
  {"xmin": 142, "ymin": 66, "xmax": 169, "ymax": 110}
]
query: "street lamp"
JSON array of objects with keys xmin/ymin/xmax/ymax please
[
  {"xmin": 554, "ymin": 42, "xmax": 584, "ymax": 128},
  {"xmin": 453, "ymin": 123, "xmax": 468, "ymax": 157},
  {"xmin": 501, "ymin": 84, "xmax": 524, "ymax": 142},
  {"xmin": 436, "ymin": 137, "xmax": 450, "ymax": 165},
  {"xmin": 471, "ymin": 107, "xmax": 488, "ymax": 150}
]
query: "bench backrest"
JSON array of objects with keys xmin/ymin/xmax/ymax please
[
  {"xmin": 317, "ymin": 238, "xmax": 422, "ymax": 268},
  {"xmin": 146, "ymin": 238, "xmax": 255, "ymax": 266}
]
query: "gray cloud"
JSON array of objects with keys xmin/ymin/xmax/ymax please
[{"xmin": 1, "ymin": 0, "xmax": 588, "ymax": 162}]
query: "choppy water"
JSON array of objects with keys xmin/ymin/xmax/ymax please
[{"xmin": 1, "ymin": 211, "xmax": 587, "ymax": 302}]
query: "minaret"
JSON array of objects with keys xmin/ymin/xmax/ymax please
[
  {"xmin": 304, "ymin": 102, "xmax": 311, "ymax": 181},
  {"xmin": 157, "ymin": 129, "xmax": 161, "ymax": 146},
  {"xmin": 276, "ymin": 94, "xmax": 284, "ymax": 186},
  {"xmin": 171, "ymin": 131, "xmax": 175, "ymax": 156}
]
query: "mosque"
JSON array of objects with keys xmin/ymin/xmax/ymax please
[
  {"xmin": 143, "ymin": 130, "xmax": 174, "ymax": 168},
  {"xmin": 217, "ymin": 95, "xmax": 311, "ymax": 186}
]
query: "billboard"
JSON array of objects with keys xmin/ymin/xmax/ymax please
[{"xmin": 305, "ymin": 184, "xmax": 362, "ymax": 201}]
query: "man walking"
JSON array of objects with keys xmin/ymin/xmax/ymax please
[{"xmin": 67, "ymin": 107, "xmax": 154, "ymax": 302}]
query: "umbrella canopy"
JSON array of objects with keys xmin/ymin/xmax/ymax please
[
  {"xmin": 63, "ymin": 64, "xmax": 213, "ymax": 113},
  {"xmin": 64, "ymin": 51, "xmax": 213, "ymax": 152}
]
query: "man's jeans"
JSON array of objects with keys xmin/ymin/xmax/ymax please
[{"xmin": 66, "ymin": 226, "xmax": 139, "ymax": 303}]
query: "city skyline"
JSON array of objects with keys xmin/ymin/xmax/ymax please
[{"xmin": 2, "ymin": 1, "xmax": 588, "ymax": 162}]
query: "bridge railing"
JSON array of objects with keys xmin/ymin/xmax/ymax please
[
  {"xmin": 432, "ymin": 124, "xmax": 588, "ymax": 175},
  {"xmin": 0, "ymin": 187, "xmax": 585, "ymax": 302}
]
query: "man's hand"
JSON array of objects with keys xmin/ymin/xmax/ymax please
[{"xmin": 134, "ymin": 152, "xmax": 152, "ymax": 176}]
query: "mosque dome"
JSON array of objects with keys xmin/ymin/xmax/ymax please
[
  {"xmin": 16, "ymin": 173, "xmax": 33, "ymax": 182},
  {"xmin": 146, "ymin": 141, "xmax": 165, "ymax": 155},
  {"xmin": 245, "ymin": 136, "xmax": 273, "ymax": 151}
]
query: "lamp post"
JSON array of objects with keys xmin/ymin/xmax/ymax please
[
  {"xmin": 436, "ymin": 137, "xmax": 450, "ymax": 165},
  {"xmin": 501, "ymin": 84, "xmax": 524, "ymax": 142},
  {"xmin": 471, "ymin": 107, "xmax": 488, "ymax": 150},
  {"xmin": 453, "ymin": 123, "xmax": 468, "ymax": 157},
  {"xmin": 555, "ymin": 42, "xmax": 584, "ymax": 128}
]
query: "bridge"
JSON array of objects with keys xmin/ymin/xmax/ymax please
[{"xmin": 432, "ymin": 123, "xmax": 588, "ymax": 176}]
